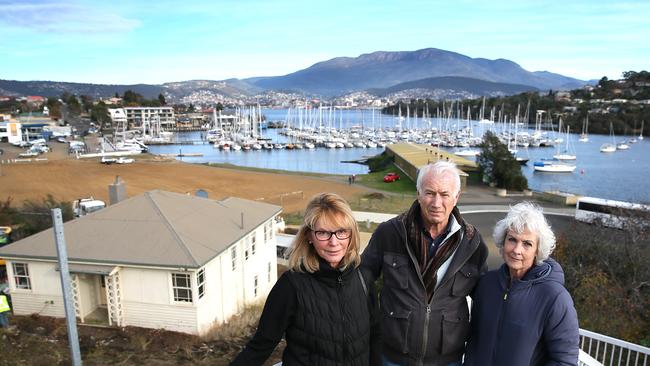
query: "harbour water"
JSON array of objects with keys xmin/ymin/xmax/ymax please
[{"xmin": 147, "ymin": 108, "xmax": 650, "ymax": 203}]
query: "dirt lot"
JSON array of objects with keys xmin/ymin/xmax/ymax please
[
  {"xmin": 1, "ymin": 313, "xmax": 283, "ymax": 365},
  {"xmin": 0, "ymin": 140, "xmax": 368, "ymax": 214}
]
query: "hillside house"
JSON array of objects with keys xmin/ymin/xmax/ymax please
[{"xmin": 0, "ymin": 190, "xmax": 282, "ymax": 335}]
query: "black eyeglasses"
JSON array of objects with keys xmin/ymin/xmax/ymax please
[{"xmin": 312, "ymin": 228, "xmax": 352, "ymax": 241}]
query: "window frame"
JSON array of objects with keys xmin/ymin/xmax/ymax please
[
  {"xmin": 12, "ymin": 262, "xmax": 32, "ymax": 290},
  {"xmin": 197, "ymin": 268, "xmax": 206, "ymax": 299},
  {"xmin": 231, "ymin": 247, "xmax": 237, "ymax": 271},
  {"xmin": 171, "ymin": 272, "xmax": 193, "ymax": 303}
]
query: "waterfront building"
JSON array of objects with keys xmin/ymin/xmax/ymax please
[
  {"xmin": 108, "ymin": 108, "xmax": 127, "ymax": 129},
  {"xmin": 123, "ymin": 107, "xmax": 175, "ymax": 130}
]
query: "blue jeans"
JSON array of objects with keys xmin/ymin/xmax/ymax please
[
  {"xmin": 382, "ymin": 355, "xmax": 461, "ymax": 366},
  {"xmin": 0, "ymin": 312, "xmax": 8, "ymax": 328}
]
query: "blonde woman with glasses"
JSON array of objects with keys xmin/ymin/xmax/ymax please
[{"xmin": 231, "ymin": 192, "xmax": 380, "ymax": 366}]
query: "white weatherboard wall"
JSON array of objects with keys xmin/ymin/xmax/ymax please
[
  {"xmin": 6, "ymin": 260, "xmax": 65, "ymax": 318},
  {"xmin": 77, "ymin": 274, "xmax": 98, "ymax": 318},
  {"xmin": 195, "ymin": 219, "xmax": 280, "ymax": 336},
  {"xmin": 120, "ymin": 267, "xmax": 198, "ymax": 334},
  {"xmin": 196, "ymin": 250, "xmax": 223, "ymax": 335}
]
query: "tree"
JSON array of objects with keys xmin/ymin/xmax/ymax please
[
  {"xmin": 80, "ymin": 95, "xmax": 94, "ymax": 113},
  {"xmin": 123, "ymin": 90, "xmax": 144, "ymax": 106},
  {"xmin": 91, "ymin": 101, "xmax": 110, "ymax": 127},
  {"xmin": 158, "ymin": 93, "xmax": 166, "ymax": 106},
  {"xmin": 554, "ymin": 209, "xmax": 650, "ymax": 345},
  {"xmin": 46, "ymin": 97, "xmax": 62, "ymax": 119},
  {"xmin": 477, "ymin": 131, "xmax": 528, "ymax": 190},
  {"xmin": 0, "ymin": 195, "xmax": 73, "ymax": 242},
  {"xmin": 63, "ymin": 93, "xmax": 82, "ymax": 116}
]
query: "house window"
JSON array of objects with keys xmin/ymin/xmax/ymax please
[
  {"xmin": 197, "ymin": 268, "xmax": 206, "ymax": 299},
  {"xmin": 231, "ymin": 247, "xmax": 237, "ymax": 271},
  {"xmin": 245, "ymin": 234, "xmax": 255, "ymax": 260},
  {"xmin": 172, "ymin": 273, "xmax": 192, "ymax": 303},
  {"xmin": 12, "ymin": 262, "xmax": 31, "ymax": 290},
  {"xmin": 265, "ymin": 222, "xmax": 274, "ymax": 241},
  {"xmin": 253, "ymin": 275, "xmax": 259, "ymax": 297}
]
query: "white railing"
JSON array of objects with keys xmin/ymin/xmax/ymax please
[
  {"xmin": 580, "ymin": 349, "xmax": 604, "ymax": 366},
  {"xmin": 274, "ymin": 328, "xmax": 649, "ymax": 366},
  {"xmin": 580, "ymin": 328, "xmax": 649, "ymax": 366}
]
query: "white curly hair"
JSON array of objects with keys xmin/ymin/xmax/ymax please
[{"xmin": 493, "ymin": 201, "xmax": 556, "ymax": 265}]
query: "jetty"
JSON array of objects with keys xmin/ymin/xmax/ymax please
[{"xmin": 385, "ymin": 143, "xmax": 478, "ymax": 189}]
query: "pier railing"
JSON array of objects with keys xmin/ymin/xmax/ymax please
[{"xmin": 579, "ymin": 328, "xmax": 650, "ymax": 366}]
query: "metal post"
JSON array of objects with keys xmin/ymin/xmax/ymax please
[{"xmin": 51, "ymin": 208, "xmax": 82, "ymax": 366}]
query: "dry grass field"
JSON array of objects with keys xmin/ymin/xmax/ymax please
[{"xmin": 0, "ymin": 141, "xmax": 369, "ymax": 214}]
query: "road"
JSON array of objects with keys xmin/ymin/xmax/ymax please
[{"xmin": 353, "ymin": 206, "xmax": 575, "ymax": 270}]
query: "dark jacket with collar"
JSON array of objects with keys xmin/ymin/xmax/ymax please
[
  {"xmin": 231, "ymin": 258, "xmax": 380, "ymax": 366},
  {"xmin": 361, "ymin": 203, "xmax": 488, "ymax": 366},
  {"xmin": 463, "ymin": 258, "xmax": 579, "ymax": 366}
]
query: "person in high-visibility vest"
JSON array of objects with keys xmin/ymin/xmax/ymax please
[{"xmin": 0, "ymin": 293, "xmax": 11, "ymax": 328}]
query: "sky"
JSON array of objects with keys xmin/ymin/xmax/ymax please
[{"xmin": 0, "ymin": 0, "xmax": 648, "ymax": 85}]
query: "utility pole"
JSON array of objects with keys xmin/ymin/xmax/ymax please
[{"xmin": 51, "ymin": 208, "xmax": 82, "ymax": 365}]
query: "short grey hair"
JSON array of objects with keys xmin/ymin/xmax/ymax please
[
  {"xmin": 416, "ymin": 161, "xmax": 461, "ymax": 195},
  {"xmin": 493, "ymin": 201, "xmax": 556, "ymax": 265}
]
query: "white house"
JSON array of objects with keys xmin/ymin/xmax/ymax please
[{"xmin": 0, "ymin": 190, "xmax": 282, "ymax": 336}]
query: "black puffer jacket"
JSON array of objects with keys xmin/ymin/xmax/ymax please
[
  {"xmin": 231, "ymin": 258, "xmax": 380, "ymax": 366},
  {"xmin": 361, "ymin": 205, "xmax": 488, "ymax": 366}
]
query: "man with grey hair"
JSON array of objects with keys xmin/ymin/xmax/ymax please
[{"xmin": 362, "ymin": 161, "xmax": 488, "ymax": 366}]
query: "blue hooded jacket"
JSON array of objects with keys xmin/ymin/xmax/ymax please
[{"xmin": 463, "ymin": 258, "xmax": 579, "ymax": 366}]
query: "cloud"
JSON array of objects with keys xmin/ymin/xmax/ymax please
[{"xmin": 0, "ymin": 0, "xmax": 139, "ymax": 33}]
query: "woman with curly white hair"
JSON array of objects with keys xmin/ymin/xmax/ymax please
[{"xmin": 463, "ymin": 201, "xmax": 579, "ymax": 366}]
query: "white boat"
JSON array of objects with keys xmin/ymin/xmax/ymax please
[
  {"xmin": 553, "ymin": 127, "xmax": 576, "ymax": 160},
  {"xmin": 600, "ymin": 144, "xmax": 616, "ymax": 153},
  {"xmin": 454, "ymin": 148, "xmax": 481, "ymax": 157},
  {"xmin": 533, "ymin": 161, "xmax": 576, "ymax": 173},
  {"xmin": 304, "ymin": 142, "xmax": 315, "ymax": 149},
  {"xmin": 600, "ymin": 123, "xmax": 617, "ymax": 153},
  {"xmin": 579, "ymin": 116, "xmax": 589, "ymax": 142},
  {"xmin": 639, "ymin": 120, "xmax": 645, "ymax": 140},
  {"xmin": 616, "ymin": 142, "xmax": 630, "ymax": 150}
]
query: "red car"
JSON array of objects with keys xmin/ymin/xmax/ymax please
[{"xmin": 383, "ymin": 172, "xmax": 400, "ymax": 183}]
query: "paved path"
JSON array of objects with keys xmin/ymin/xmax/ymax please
[{"xmin": 353, "ymin": 205, "xmax": 574, "ymax": 224}]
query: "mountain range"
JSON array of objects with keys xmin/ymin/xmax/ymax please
[{"xmin": 0, "ymin": 48, "xmax": 590, "ymax": 101}]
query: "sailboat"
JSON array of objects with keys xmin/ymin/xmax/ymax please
[
  {"xmin": 533, "ymin": 161, "xmax": 577, "ymax": 173},
  {"xmin": 553, "ymin": 126, "xmax": 577, "ymax": 160},
  {"xmin": 600, "ymin": 123, "xmax": 616, "ymax": 153},
  {"xmin": 640, "ymin": 120, "xmax": 645, "ymax": 141},
  {"xmin": 578, "ymin": 115, "xmax": 589, "ymax": 142}
]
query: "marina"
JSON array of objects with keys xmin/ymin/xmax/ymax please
[{"xmin": 145, "ymin": 108, "xmax": 650, "ymax": 203}]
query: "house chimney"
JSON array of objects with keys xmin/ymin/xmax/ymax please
[{"xmin": 108, "ymin": 175, "xmax": 127, "ymax": 205}]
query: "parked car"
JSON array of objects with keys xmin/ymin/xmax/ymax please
[
  {"xmin": 115, "ymin": 157, "xmax": 135, "ymax": 164},
  {"xmin": 101, "ymin": 156, "xmax": 117, "ymax": 164},
  {"xmin": 383, "ymin": 172, "xmax": 400, "ymax": 183}
]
